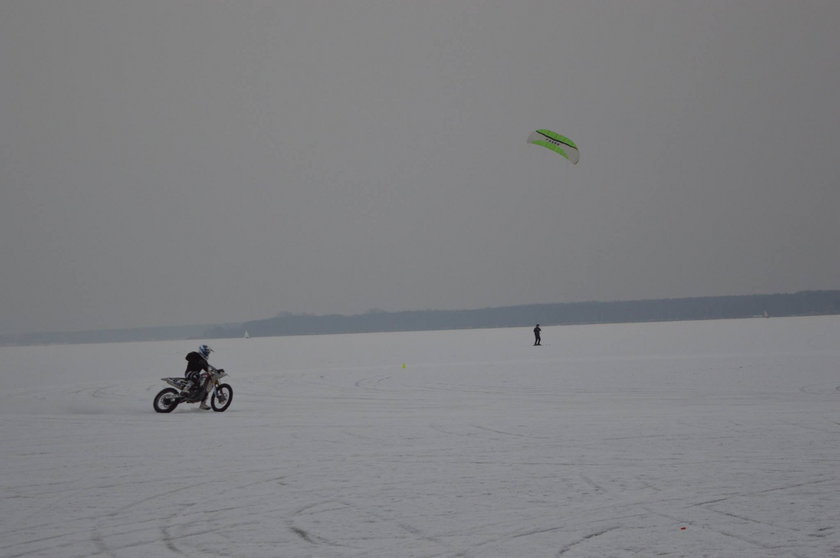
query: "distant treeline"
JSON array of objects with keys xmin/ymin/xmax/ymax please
[
  {"xmin": 219, "ymin": 290, "xmax": 840, "ymax": 339},
  {"xmin": 0, "ymin": 324, "xmax": 212, "ymax": 347},
  {"xmin": 4, "ymin": 291, "xmax": 839, "ymax": 346}
]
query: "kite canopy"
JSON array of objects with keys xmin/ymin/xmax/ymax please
[{"xmin": 527, "ymin": 129, "xmax": 579, "ymax": 164}]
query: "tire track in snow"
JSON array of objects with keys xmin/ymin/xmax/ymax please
[{"xmin": 556, "ymin": 526, "xmax": 620, "ymax": 556}]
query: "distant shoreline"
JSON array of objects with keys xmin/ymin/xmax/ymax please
[{"xmin": 3, "ymin": 290, "xmax": 838, "ymax": 347}]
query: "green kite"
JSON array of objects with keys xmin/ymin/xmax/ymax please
[{"xmin": 527, "ymin": 129, "xmax": 579, "ymax": 164}]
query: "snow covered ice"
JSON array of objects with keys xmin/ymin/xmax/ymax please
[{"xmin": 2, "ymin": 316, "xmax": 839, "ymax": 557}]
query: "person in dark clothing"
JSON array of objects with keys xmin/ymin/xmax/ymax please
[
  {"xmin": 183, "ymin": 344, "xmax": 214, "ymax": 409},
  {"xmin": 533, "ymin": 324, "xmax": 542, "ymax": 346}
]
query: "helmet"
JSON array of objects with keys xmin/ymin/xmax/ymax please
[{"xmin": 198, "ymin": 344, "xmax": 213, "ymax": 358}]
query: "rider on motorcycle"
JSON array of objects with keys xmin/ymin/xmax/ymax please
[{"xmin": 183, "ymin": 344, "xmax": 216, "ymax": 410}]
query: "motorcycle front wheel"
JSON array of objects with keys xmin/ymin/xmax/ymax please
[
  {"xmin": 211, "ymin": 383, "xmax": 233, "ymax": 412},
  {"xmin": 153, "ymin": 387, "xmax": 180, "ymax": 413}
]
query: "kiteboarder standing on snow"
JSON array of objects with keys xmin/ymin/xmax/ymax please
[{"xmin": 533, "ymin": 324, "xmax": 542, "ymax": 346}]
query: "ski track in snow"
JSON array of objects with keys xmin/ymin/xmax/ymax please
[{"xmin": 1, "ymin": 316, "xmax": 840, "ymax": 557}]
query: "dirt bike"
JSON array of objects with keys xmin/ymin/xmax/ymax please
[{"xmin": 153, "ymin": 368, "xmax": 233, "ymax": 413}]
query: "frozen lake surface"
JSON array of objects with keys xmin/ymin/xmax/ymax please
[{"xmin": 2, "ymin": 316, "xmax": 839, "ymax": 557}]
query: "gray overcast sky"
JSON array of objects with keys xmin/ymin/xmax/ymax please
[{"xmin": 1, "ymin": 1, "xmax": 839, "ymax": 334}]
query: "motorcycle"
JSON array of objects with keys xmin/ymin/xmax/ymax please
[{"xmin": 153, "ymin": 368, "xmax": 233, "ymax": 413}]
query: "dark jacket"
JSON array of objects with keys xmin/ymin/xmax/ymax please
[{"xmin": 185, "ymin": 351, "xmax": 210, "ymax": 376}]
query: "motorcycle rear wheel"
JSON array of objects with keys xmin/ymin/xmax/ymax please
[
  {"xmin": 211, "ymin": 383, "xmax": 233, "ymax": 412},
  {"xmin": 153, "ymin": 387, "xmax": 180, "ymax": 413}
]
